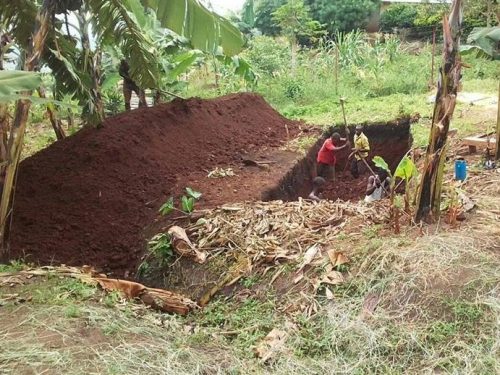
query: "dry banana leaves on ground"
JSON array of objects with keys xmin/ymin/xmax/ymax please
[{"xmin": 179, "ymin": 199, "xmax": 388, "ymax": 304}]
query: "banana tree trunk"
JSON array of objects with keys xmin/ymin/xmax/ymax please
[
  {"xmin": 0, "ymin": 1, "xmax": 51, "ymax": 259},
  {"xmin": 0, "ymin": 105, "xmax": 8, "ymax": 162},
  {"xmin": 415, "ymin": 0, "xmax": 463, "ymax": 223},
  {"xmin": 37, "ymin": 87, "xmax": 66, "ymax": 140}
]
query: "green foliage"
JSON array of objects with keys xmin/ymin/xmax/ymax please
[
  {"xmin": 0, "ymin": 70, "xmax": 42, "ymax": 97},
  {"xmin": 147, "ymin": 233, "xmax": 174, "ymax": 265},
  {"xmin": 159, "ymin": 188, "xmax": 202, "ymax": 216},
  {"xmin": 394, "ymin": 156, "xmax": 417, "ymax": 180},
  {"xmin": 293, "ymin": 314, "xmax": 334, "ymax": 357},
  {"xmin": 181, "ymin": 196, "xmax": 195, "ymax": 214},
  {"xmin": 32, "ymin": 278, "xmax": 96, "ymax": 305},
  {"xmin": 63, "ymin": 304, "xmax": 81, "ymax": 318},
  {"xmin": 0, "ymin": 260, "xmax": 26, "ymax": 273},
  {"xmin": 196, "ymin": 297, "xmax": 278, "ymax": 352},
  {"xmin": 243, "ymin": 35, "xmax": 289, "ymax": 75},
  {"xmin": 103, "ymin": 291, "xmax": 122, "ymax": 308},
  {"xmin": 413, "ymin": 3, "xmax": 448, "ymax": 27},
  {"xmin": 305, "ymin": 0, "xmax": 380, "ymax": 34},
  {"xmin": 140, "ymin": 0, "xmax": 244, "ymax": 56},
  {"xmin": 373, "ymin": 156, "xmax": 390, "ymax": 173},
  {"xmin": 272, "ymin": 0, "xmax": 323, "ymax": 43},
  {"xmin": 185, "ymin": 187, "xmax": 202, "ymax": 200},
  {"xmin": 461, "ymin": 27, "xmax": 500, "ymax": 60},
  {"xmin": 283, "ymin": 77, "xmax": 305, "ymax": 99},
  {"xmin": 241, "ymin": 0, "xmax": 255, "ymax": 28},
  {"xmin": 159, "ymin": 197, "xmax": 175, "ymax": 216},
  {"xmin": 254, "ymin": 0, "xmax": 286, "ymax": 36},
  {"xmin": 380, "ymin": 4, "xmax": 418, "ymax": 32},
  {"xmin": 102, "ymin": 88, "xmax": 123, "ymax": 116},
  {"xmin": 239, "ymin": 275, "xmax": 260, "ymax": 288}
]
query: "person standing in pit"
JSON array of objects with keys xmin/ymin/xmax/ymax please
[
  {"xmin": 351, "ymin": 125, "xmax": 370, "ymax": 178},
  {"xmin": 316, "ymin": 133, "xmax": 350, "ymax": 182}
]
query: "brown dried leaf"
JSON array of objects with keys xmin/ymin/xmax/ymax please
[
  {"xmin": 327, "ymin": 250, "xmax": 350, "ymax": 268},
  {"xmin": 321, "ymin": 270, "xmax": 344, "ymax": 285},
  {"xmin": 297, "ymin": 244, "xmax": 320, "ymax": 272},
  {"xmin": 255, "ymin": 329, "xmax": 289, "ymax": 362},
  {"xmin": 168, "ymin": 226, "xmax": 207, "ymax": 264}
]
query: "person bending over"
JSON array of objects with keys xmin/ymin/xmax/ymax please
[
  {"xmin": 365, "ymin": 169, "xmax": 390, "ymax": 203},
  {"xmin": 316, "ymin": 133, "xmax": 350, "ymax": 181}
]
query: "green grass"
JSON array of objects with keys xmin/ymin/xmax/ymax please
[{"xmin": 0, "ymin": 260, "xmax": 26, "ymax": 273}]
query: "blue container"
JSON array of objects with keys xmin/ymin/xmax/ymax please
[{"xmin": 455, "ymin": 159, "xmax": 467, "ymax": 181}]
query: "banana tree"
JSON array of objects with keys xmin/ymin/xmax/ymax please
[
  {"xmin": 0, "ymin": 0, "xmax": 244, "ymax": 259},
  {"xmin": 415, "ymin": 0, "xmax": 463, "ymax": 223}
]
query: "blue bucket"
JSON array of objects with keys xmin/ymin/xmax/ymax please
[{"xmin": 455, "ymin": 159, "xmax": 467, "ymax": 181}]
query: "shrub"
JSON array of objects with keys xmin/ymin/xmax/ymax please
[
  {"xmin": 283, "ymin": 77, "xmax": 305, "ymax": 99},
  {"xmin": 380, "ymin": 4, "xmax": 418, "ymax": 32},
  {"xmin": 243, "ymin": 35, "xmax": 289, "ymax": 76}
]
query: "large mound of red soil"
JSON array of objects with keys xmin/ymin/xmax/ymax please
[{"xmin": 11, "ymin": 93, "xmax": 298, "ymax": 275}]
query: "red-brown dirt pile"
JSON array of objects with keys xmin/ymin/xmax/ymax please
[{"xmin": 11, "ymin": 93, "xmax": 299, "ymax": 275}]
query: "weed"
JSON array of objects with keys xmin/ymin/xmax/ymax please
[
  {"xmin": 362, "ymin": 224, "xmax": 382, "ymax": 239},
  {"xmin": 103, "ymin": 291, "xmax": 122, "ymax": 308},
  {"xmin": 32, "ymin": 278, "xmax": 96, "ymax": 305},
  {"xmin": 425, "ymin": 321, "xmax": 459, "ymax": 344},
  {"xmin": 446, "ymin": 299, "xmax": 485, "ymax": 326},
  {"xmin": 293, "ymin": 314, "xmax": 333, "ymax": 358},
  {"xmin": 239, "ymin": 275, "xmax": 260, "ymax": 288},
  {"xmin": 147, "ymin": 233, "xmax": 174, "ymax": 266},
  {"xmin": 63, "ymin": 304, "xmax": 81, "ymax": 318},
  {"xmin": 102, "ymin": 321, "xmax": 121, "ymax": 336},
  {"xmin": 0, "ymin": 260, "xmax": 26, "ymax": 273}
]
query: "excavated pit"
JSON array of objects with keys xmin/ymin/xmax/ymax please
[
  {"xmin": 139, "ymin": 120, "xmax": 413, "ymax": 297},
  {"xmin": 263, "ymin": 120, "xmax": 412, "ymax": 202}
]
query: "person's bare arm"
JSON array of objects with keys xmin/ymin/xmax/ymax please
[
  {"xmin": 366, "ymin": 176, "xmax": 380, "ymax": 196},
  {"xmin": 332, "ymin": 141, "xmax": 350, "ymax": 152}
]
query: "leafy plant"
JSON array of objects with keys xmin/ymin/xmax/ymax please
[
  {"xmin": 380, "ymin": 4, "xmax": 418, "ymax": 32},
  {"xmin": 159, "ymin": 187, "xmax": 202, "ymax": 216},
  {"xmin": 185, "ymin": 187, "xmax": 202, "ymax": 200},
  {"xmin": 374, "ymin": 154, "xmax": 418, "ymax": 225},
  {"xmin": 147, "ymin": 233, "xmax": 173, "ymax": 265},
  {"xmin": 181, "ymin": 196, "xmax": 195, "ymax": 213},
  {"xmin": 305, "ymin": 0, "xmax": 380, "ymax": 34},
  {"xmin": 283, "ymin": 77, "xmax": 305, "ymax": 99},
  {"xmin": 159, "ymin": 197, "xmax": 175, "ymax": 216}
]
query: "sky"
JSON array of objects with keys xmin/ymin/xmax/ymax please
[{"xmin": 202, "ymin": 0, "xmax": 247, "ymax": 16}]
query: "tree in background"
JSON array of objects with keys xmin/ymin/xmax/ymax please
[
  {"xmin": 305, "ymin": 0, "xmax": 380, "ymax": 34},
  {"xmin": 380, "ymin": 4, "xmax": 419, "ymax": 32},
  {"xmin": 464, "ymin": 0, "xmax": 499, "ymax": 28},
  {"xmin": 272, "ymin": 0, "xmax": 322, "ymax": 73},
  {"xmin": 253, "ymin": 0, "xmax": 286, "ymax": 36}
]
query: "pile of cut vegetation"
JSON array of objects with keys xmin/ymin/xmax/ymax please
[{"xmin": 11, "ymin": 93, "xmax": 299, "ymax": 275}]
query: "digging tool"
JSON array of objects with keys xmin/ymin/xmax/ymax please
[
  {"xmin": 339, "ymin": 97, "xmax": 349, "ymax": 138},
  {"xmin": 339, "ymin": 97, "xmax": 352, "ymax": 175}
]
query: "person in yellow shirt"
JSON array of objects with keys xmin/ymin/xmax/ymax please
[{"xmin": 351, "ymin": 125, "xmax": 370, "ymax": 178}]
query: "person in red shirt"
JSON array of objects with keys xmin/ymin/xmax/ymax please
[{"xmin": 316, "ymin": 133, "xmax": 350, "ymax": 181}]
